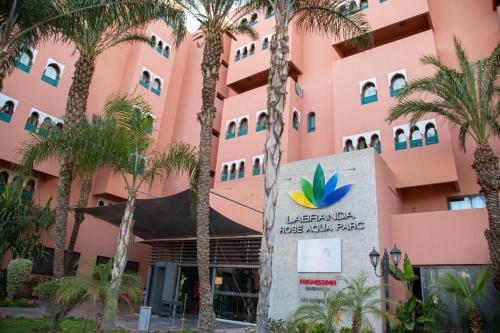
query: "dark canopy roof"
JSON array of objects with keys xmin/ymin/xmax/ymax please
[{"xmin": 78, "ymin": 190, "xmax": 260, "ymax": 240}]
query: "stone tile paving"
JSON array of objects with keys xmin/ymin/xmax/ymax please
[{"xmin": 0, "ymin": 305, "xmax": 251, "ymax": 333}]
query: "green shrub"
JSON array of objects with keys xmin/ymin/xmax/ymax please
[
  {"xmin": 0, "ymin": 298, "xmax": 38, "ymax": 307},
  {"xmin": 6, "ymin": 258, "xmax": 33, "ymax": 299},
  {"xmin": 34, "ymin": 279, "xmax": 60, "ymax": 302}
]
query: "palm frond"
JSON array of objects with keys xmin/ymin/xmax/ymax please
[{"xmin": 291, "ymin": 0, "xmax": 372, "ymax": 49}]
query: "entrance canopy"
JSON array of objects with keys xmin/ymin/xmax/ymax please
[{"xmin": 78, "ymin": 190, "xmax": 260, "ymax": 239}]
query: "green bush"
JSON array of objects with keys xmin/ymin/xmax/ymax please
[
  {"xmin": 34, "ymin": 279, "xmax": 60, "ymax": 302},
  {"xmin": 6, "ymin": 259, "xmax": 33, "ymax": 299},
  {"xmin": 0, "ymin": 298, "xmax": 38, "ymax": 307}
]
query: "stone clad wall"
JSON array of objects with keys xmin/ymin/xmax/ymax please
[{"xmin": 269, "ymin": 149, "xmax": 383, "ymax": 332}]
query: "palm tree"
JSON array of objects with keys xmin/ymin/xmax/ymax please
[
  {"xmin": 102, "ymin": 95, "xmax": 198, "ymax": 309},
  {"xmin": 436, "ymin": 266, "xmax": 491, "ymax": 333},
  {"xmin": 387, "ymin": 38, "xmax": 500, "ymax": 290},
  {"xmin": 341, "ymin": 272, "xmax": 381, "ymax": 333},
  {"xmin": 256, "ymin": 1, "xmax": 371, "ymax": 330},
  {"xmin": 176, "ymin": 1, "xmax": 256, "ymax": 331},
  {"xmin": 57, "ymin": 261, "xmax": 142, "ymax": 333},
  {"xmin": 19, "ymin": 115, "xmax": 127, "ymax": 275},
  {"xmin": 292, "ymin": 289, "xmax": 345, "ymax": 333},
  {"xmin": 48, "ymin": 0, "xmax": 186, "ymax": 279}
]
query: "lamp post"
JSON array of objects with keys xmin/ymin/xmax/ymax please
[{"xmin": 369, "ymin": 244, "xmax": 402, "ymax": 333}]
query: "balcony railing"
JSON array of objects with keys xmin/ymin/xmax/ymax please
[
  {"xmin": 15, "ymin": 61, "xmax": 31, "ymax": 73},
  {"xmin": 390, "ymin": 88, "xmax": 403, "ymax": 97},
  {"xmin": 0, "ymin": 113, "xmax": 12, "ymax": 123},
  {"xmin": 41, "ymin": 75, "xmax": 59, "ymax": 87},
  {"xmin": 238, "ymin": 171, "xmax": 244, "ymax": 179},
  {"xmin": 25, "ymin": 123, "xmax": 37, "ymax": 132},
  {"xmin": 361, "ymin": 94, "xmax": 378, "ymax": 105},
  {"xmin": 395, "ymin": 141, "xmax": 407, "ymax": 150},
  {"xmin": 425, "ymin": 135, "xmax": 439, "ymax": 145},
  {"xmin": 225, "ymin": 132, "xmax": 236, "ymax": 139},
  {"xmin": 256, "ymin": 124, "xmax": 265, "ymax": 132},
  {"xmin": 410, "ymin": 139, "xmax": 423, "ymax": 148},
  {"xmin": 151, "ymin": 87, "xmax": 161, "ymax": 96},
  {"xmin": 139, "ymin": 80, "xmax": 150, "ymax": 89},
  {"xmin": 229, "ymin": 173, "xmax": 236, "ymax": 180},
  {"xmin": 252, "ymin": 168, "xmax": 260, "ymax": 176},
  {"xmin": 238, "ymin": 128, "xmax": 248, "ymax": 136},
  {"xmin": 221, "ymin": 174, "xmax": 228, "ymax": 181}
]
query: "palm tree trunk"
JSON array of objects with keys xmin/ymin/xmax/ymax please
[
  {"xmin": 352, "ymin": 312, "xmax": 361, "ymax": 333},
  {"xmin": 469, "ymin": 308, "xmax": 482, "ymax": 333},
  {"xmin": 109, "ymin": 194, "xmax": 136, "ymax": 308},
  {"xmin": 196, "ymin": 31, "xmax": 222, "ymax": 333},
  {"xmin": 93, "ymin": 295, "xmax": 107, "ymax": 333},
  {"xmin": 472, "ymin": 142, "xmax": 500, "ymax": 290},
  {"xmin": 64, "ymin": 175, "xmax": 93, "ymax": 275},
  {"xmin": 53, "ymin": 54, "xmax": 96, "ymax": 279},
  {"xmin": 257, "ymin": 23, "xmax": 289, "ymax": 333},
  {"xmin": 53, "ymin": 160, "xmax": 73, "ymax": 278}
]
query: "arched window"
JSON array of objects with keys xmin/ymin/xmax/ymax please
[
  {"xmin": 370, "ymin": 134, "xmax": 381, "ymax": 153},
  {"xmin": 425, "ymin": 123, "xmax": 439, "ymax": 145},
  {"xmin": 39, "ymin": 117, "xmax": 53, "ymax": 137},
  {"xmin": 339, "ymin": 4, "xmax": 347, "ymax": 15},
  {"xmin": 163, "ymin": 45, "xmax": 170, "ymax": 58},
  {"xmin": 226, "ymin": 121, "xmax": 236, "ymax": 139},
  {"xmin": 151, "ymin": 78, "xmax": 162, "ymax": 95},
  {"xmin": 361, "ymin": 82, "xmax": 377, "ymax": 104},
  {"xmin": 265, "ymin": 5, "xmax": 274, "ymax": 18},
  {"xmin": 344, "ymin": 139, "xmax": 354, "ymax": 152},
  {"xmin": 221, "ymin": 165, "xmax": 229, "ymax": 181},
  {"xmin": 240, "ymin": 18, "xmax": 248, "ymax": 26},
  {"xmin": 42, "ymin": 63, "xmax": 61, "ymax": 87},
  {"xmin": 235, "ymin": 49, "xmax": 241, "ymax": 61},
  {"xmin": 140, "ymin": 71, "xmax": 151, "ymax": 88},
  {"xmin": 262, "ymin": 37, "xmax": 270, "ymax": 50},
  {"xmin": 348, "ymin": 0, "xmax": 358, "ymax": 13},
  {"xmin": 146, "ymin": 115, "xmax": 154, "ymax": 134},
  {"xmin": 390, "ymin": 74, "xmax": 406, "ymax": 96},
  {"xmin": 25, "ymin": 112, "xmax": 39, "ymax": 132},
  {"xmin": 238, "ymin": 161, "xmax": 245, "ymax": 178},
  {"xmin": 360, "ymin": 0, "xmax": 368, "ymax": 10},
  {"xmin": 253, "ymin": 158, "xmax": 261, "ymax": 176},
  {"xmin": 157, "ymin": 40, "xmax": 163, "ymax": 53},
  {"xmin": 395, "ymin": 129, "xmax": 407, "ymax": 150},
  {"xmin": 56, "ymin": 122, "xmax": 63, "ymax": 130},
  {"xmin": 0, "ymin": 171, "xmax": 9, "ymax": 192},
  {"xmin": 16, "ymin": 50, "xmax": 33, "ymax": 72},
  {"xmin": 250, "ymin": 43, "xmax": 255, "ymax": 55},
  {"xmin": 256, "ymin": 113, "xmax": 268, "ymax": 131},
  {"xmin": 307, "ymin": 112, "xmax": 316, "ymax": 133},
  {"xmin": 357, "ymin": 137, "xmax": 368, "ymax": 150},
  {"xmin": 242, "ymin": 47, "xmax": 248, "ymax": 58},
  {"xmin": 410, "ymin": 126, "xmax": 423, "ymax": 148},
  {"xmin": 292, "ymin": 111, "xmax": 299, "ymax": 130},
  {"xmin": 229, "ymin": 163, "xmax": 237, "ymax": 180},
  {"xmin": 21, "ymin": 179, "xmax": 36, "ymax": 200},
  {"xmin": 150, "ymin": 35, "xmax": 156, "ymax": 48},
  {"xmin": 250, "ymin": 13, "xmax": 258, "ymax": 25},
  {"xmin": 0, "ymin": 101, "xmax": 14, "ymax": 122},
  {"xmin": 238, "ymin": 118, "xmax": 248, "ymax": 136}
]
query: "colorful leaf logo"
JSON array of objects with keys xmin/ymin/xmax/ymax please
[{"xmin": 289, "ymin": 164, "xmax": 352, "ymax": 209}]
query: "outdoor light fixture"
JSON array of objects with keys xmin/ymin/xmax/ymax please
[
  {"xmin": 390, "ymin": 244, "xmax": 401, "ymax": 267},
  {"xmin": 368, "ymin": 245, "xmax": 405, "ymax": 333}
]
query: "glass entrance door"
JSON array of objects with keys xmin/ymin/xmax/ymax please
[{"xmin": 212, "ymin": 267, "xmax": 259, "ymax": 323}]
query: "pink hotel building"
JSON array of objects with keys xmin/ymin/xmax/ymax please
[{"xmin": 1, "ymin": 0, "xmax": 500, "ymax": 328}]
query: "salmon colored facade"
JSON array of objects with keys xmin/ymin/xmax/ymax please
[{"xmin": 0, "ymin": 0, "xmax": 499, "ymax": 323}]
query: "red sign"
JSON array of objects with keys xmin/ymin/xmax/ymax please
[{"xmin": 299, "ymin": 279, "xmax": 337, "ymax": 286}]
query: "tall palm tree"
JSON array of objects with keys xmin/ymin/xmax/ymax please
[
  {"xmin": 255, "ymin": 1, "xmax": 371, "ymax": 330},
  {"xmin": 292, "ymin": 289, "xmax": 345, "ymax": 333},
  {"xmin": 341, "ymin": 272, "xmax": 381, "ymax": 333},
  {"xmin": 49, "ymin": 0, "xmax": 186, "ymax": 279},
  {"xmin": 436, "ymin": 266, "xmax": 491, "ymax": 333},
  {"xmin": 19, "ymin": 115, "xmax": 126, "ymax": 275},
  {"xmin": 387, "ymin": 38, "xmax": 500, "ymax": 290},
  {"xmin": 176, "ymin": 1, "xmax": 256, "ymax": 331},
  {"xmin": 57, "ymin": 262, "xmax": 142, "ymax": 333},
  {"xmin": 102, "ymin": 95, "xmax": 198, "ymax": 308}
]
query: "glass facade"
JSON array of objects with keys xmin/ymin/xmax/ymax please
[
  {"xmin": 213, "ymin": 267, "xmax": 259, "ymax": 323},
  {"xmin": 420, "ymin": 265, "xmax": 500, "ymax": 332}
]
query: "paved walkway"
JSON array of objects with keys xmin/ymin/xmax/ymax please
[{"xmin": 0, "ymin": 304, "xmax": 252, "ymax": 332}]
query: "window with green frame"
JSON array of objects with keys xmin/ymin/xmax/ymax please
[{"xmin": 307, "ymin": 112, "xmax": 315, "ymax": 133}]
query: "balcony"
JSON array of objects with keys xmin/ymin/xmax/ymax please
[
  {"xmin": 361, "ymin": 94, "xmax": 377, "ymax": 105},
  {"xmin": 238, "ymin": 128, "xmax": 248, "ymax": 137},
  {"xmin": 390, "ymin": 209, "xmax": 490, "ymax": 265},
  {"xmin": 409, "ymin": 138, "xmax": 423, "ymax": 148},
  {"xmin": 394, "ymin": 141, "xmax": 407, "ymax": 151},
  {"xmin": 139, "ymin": 79, "xmax": 149, "ymax": 89},
  {"xmin": 41, "ymin": 74, "xmax": 59, "ymax": 87},
  {"xmin": 227, "ymin": 23, "xmax": 303, "ymax": 93},
  {"xmin": 252, "ymin": 168, "xmax": 261, "ymax": 176},
  {"xmin": 0, "ymin": 113, "xmax": 12, "ymax": 123},
  {"xmin": 14, "ymin": 61, "xmax": 31, "ymax": 73},
  {"xmin": 225, "ymin": 132, "xmax": 235, "ymax": 140},
  {"xmin": 333, "ymin": 0, "xmax": 431, "ymax": 58},
  {"xmin": 425, "ymin": 135, "xmax": 439, "ymax": 145}
]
